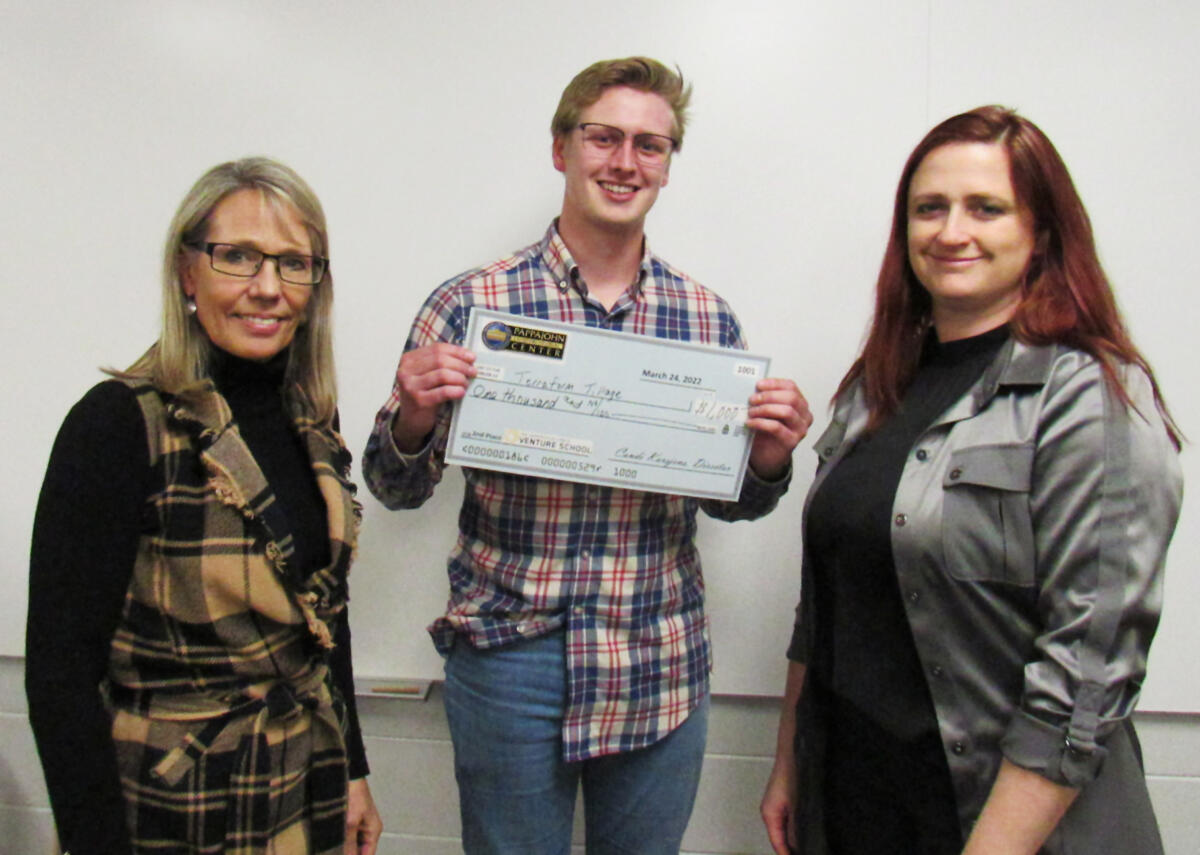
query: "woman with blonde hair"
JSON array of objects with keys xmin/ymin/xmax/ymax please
[{"xmin": 27, "ymin": 157, "xmax": 382, "ymax": 854}]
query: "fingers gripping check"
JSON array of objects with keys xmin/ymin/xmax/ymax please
[{"xmin": 390, "ymin": 343, "xmax": 477, "ymax": 453}]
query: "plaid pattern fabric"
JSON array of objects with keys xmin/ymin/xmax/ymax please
[
  {"xmin": 107, "ymin": 378, "xmax": 361, "ymax": 854},
  {"xmin": 363, "ymin": 223, "xmax": 787, "ymax": 761}
]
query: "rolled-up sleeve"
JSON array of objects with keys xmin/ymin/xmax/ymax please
[{"xmin": 1003, "ymin": 358, "xmax": 1182, "ymax": 786}]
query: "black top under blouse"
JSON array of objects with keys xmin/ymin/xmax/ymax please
[
  {"xmin": 26, "ymin": 348, "xmax": 368, "ymax": 855},
  {"xmin": 806, "ymin": 324, "xmax": 1009, "ymax": 740}
]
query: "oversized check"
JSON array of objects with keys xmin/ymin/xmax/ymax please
[{"xmin": 444, "ymin": 308, "xmax": 770, "ymax": 500}]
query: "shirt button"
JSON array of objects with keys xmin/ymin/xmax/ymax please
[
  {"xmin": 580, "ymin": 548, "xmax": 590, "ymax": 559},
  {"xmin": 822, "ymin": 447, "xmax": 835, "ymax": 459},
  {"xmin": 915, "ymin": 449, "xmax": 928, "ymax": 461},
  {"xmin": 573, "ymin": 606, "xmax": 585, "ymax": 615},
  {"xmin": 931, "ymin": 665, "xmax": 944, "ymax": 677},
  {"xmin": 952, "ymin": 741, "xmax": 966, "ymax": 755},
  {"xmin": 949, "ymin": 467, "xmax": 963, "ymax": 480},
  {"xmin": 894, "ymin": 513, "xmax": 907, "ymax": 527},
  {"xmin": 516, "ymin": 622, "xmax": 527, "ymax": 634},
  {"xmin": 908, "ymin": 591, "xmax": 920, "ymax": 604}
]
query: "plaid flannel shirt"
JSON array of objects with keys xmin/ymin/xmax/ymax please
[{"xmin": 362, "ymin": 222, "xmax": 788, "ymax": 761}]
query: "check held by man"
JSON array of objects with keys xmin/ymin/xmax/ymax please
[
  {"xmin": 361, "ymin": 57, "xmax": 812, "ymax": 855},
  {"xmin": 446, "ymin": 308, "xmax": 774, "ymax": 500}
]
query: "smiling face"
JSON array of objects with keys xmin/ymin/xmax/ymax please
[
  {"xmin": 182, "ymin": 188, "xmax": 314, "ymax": 362},
  {"xmin": 907, "ymin": 142, "xmax": 1037, "ymax": 340},
  {"xmin": 553, "ymin": 85, "xmax": 674, "ymax": 239}
]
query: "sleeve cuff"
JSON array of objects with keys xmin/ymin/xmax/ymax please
[
  {"xmin": 348, "ymin": 756, "xmax": 371, "ymax": 779},
  {"xmin": 785, "ymin": 631, "xmax": 806, "ymax": 663},
  {"xmin": 741, "ymin": 459, "xmax": 792, "ymax": 507},
  {"xmin": 748, "ymin": 459, "xmax": 793, "ymax": 488},
  {"xmin": 381, "ymin": 413, "xmax": 436, "ymax": 464},
  {"xmin": 1002, "ymin": 708, "xmax": 1107, "ymax": 787}
]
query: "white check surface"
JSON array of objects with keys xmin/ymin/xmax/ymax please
[{"xmin": 445, "ymin": 308, "xmax": 769, "ymax": 500}]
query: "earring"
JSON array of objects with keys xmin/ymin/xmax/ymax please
[{"xmin": 186, "ymin": 297, "xmax": 198, "ymax": 315}]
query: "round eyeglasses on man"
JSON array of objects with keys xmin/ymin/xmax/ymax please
[
  {"xmin": 577, "ymin": 123, "xmax": 677, "ymax": 165},
  {"xmin": 187, "ymin": 242, "xmax": 328, "ymax": 286}
]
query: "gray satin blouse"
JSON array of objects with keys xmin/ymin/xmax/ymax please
[{"xmin": 789, "ymin": 339, "xmax": 1182, "ymax": 852}]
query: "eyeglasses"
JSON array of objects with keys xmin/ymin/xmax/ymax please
[
  {"xmin": 577, "ymin": 123, "xmax": 677, "ymax": 165},
  {"xmin": 187, "ymin": 242, "xmax": 328, "ymax": 286}
]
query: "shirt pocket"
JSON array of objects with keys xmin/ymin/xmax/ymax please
[{"xmin": 941, "ymin": 443, "xmax": 1035, "ymax": 586}]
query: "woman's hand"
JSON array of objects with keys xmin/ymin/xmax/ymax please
[
  {"xmin": 761, "ymin": 753, "xmax": 799, "ymax": 855},
  {"xmin": 345, "ymin": 777, "xmax": 383, "ymax": 855},
  {"xmin": 761, "ymin": 661, "xmax": 808, "ymax": 854}
]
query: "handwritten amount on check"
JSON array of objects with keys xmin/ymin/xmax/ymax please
[{"xmin": 468, "ymin": 368, "xmax": 746, "ymax": 431}]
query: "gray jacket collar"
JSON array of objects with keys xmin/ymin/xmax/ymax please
[
  {"xmin": 818, "ymin": 338, "xmax": 1062, "ymax": 458},
  {"xmin": 935, "ymin": 338, "xmax": 1059, "ymax": 427}
]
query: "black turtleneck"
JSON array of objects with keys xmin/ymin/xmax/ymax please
[
  {"xmin": 211, "ymin": 348, "xmax": 332, "ymax": 581},
  {"xmin": 806, "ymin": 324, "xmax": 1009, "ymax": 740},
  {"xmin": 27, "ymin": 350, "xmax": 368, "ymax": 855}
]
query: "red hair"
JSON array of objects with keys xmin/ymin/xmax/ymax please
[{"xmin": 843, "ymin": 106, "xmax": 1179, "ymax": 443}]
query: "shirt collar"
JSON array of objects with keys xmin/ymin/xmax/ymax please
[
  {"xmin": 997, "ymin": 338, "xmax": 1060, "ymax": 385},
  {"xmin": 824, "ymin": 336, "xmax": 1061, "ymax": 454},
  {"xmin": 945, "ymin": 337, "xmax": 1059, "ymax": 422},
  {"xmin": 540, "ymin": 219, "xmax": 653, "ymax": 301}
]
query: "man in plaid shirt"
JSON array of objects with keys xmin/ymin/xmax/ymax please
[{"xmin": 362, "ymin": 57, "xmax": 812, "ymax": 854}]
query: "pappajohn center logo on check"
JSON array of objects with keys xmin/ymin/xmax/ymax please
[{"xmin": 482, "ymin": 321, "xmax": 567, "ymax": 359}]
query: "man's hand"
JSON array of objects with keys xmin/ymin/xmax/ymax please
[
  {"xmin": 746, "ymin": 378, "xmax": 812, "ymax": 480},
  {"xmin": 390, "ymin": 343, "xmax": 477, "ymax": 453}
]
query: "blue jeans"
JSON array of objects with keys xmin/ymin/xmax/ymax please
[{"xmin": 443, "ymin": 631, "xmax": 709, "ymax": 855}]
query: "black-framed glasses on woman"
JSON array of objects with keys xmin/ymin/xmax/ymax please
[
  {"xmin": 186, "ymin": 242, "xmax": 328, "ymax": 286},
  {"xmin": 576, "ymin": 123, "xmax": 677, "ymax": 166}
]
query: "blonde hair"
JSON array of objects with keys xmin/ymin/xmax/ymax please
[
  {"xmin": 551, "ymin": 57, "xmax": 692, "ymax": 150},
  {"xmin": 120, "ymin": 157, "xmax": 337, "ymax": 424}
]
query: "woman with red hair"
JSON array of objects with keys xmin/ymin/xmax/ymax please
[{"xmin": 761, "ymin": 107, "xmax": 1181, "ymax": 854}]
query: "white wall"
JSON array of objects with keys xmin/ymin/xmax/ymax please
[{"xmin": 3, "ymin": 1, "xmax": 1197, "ymax": 707}]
